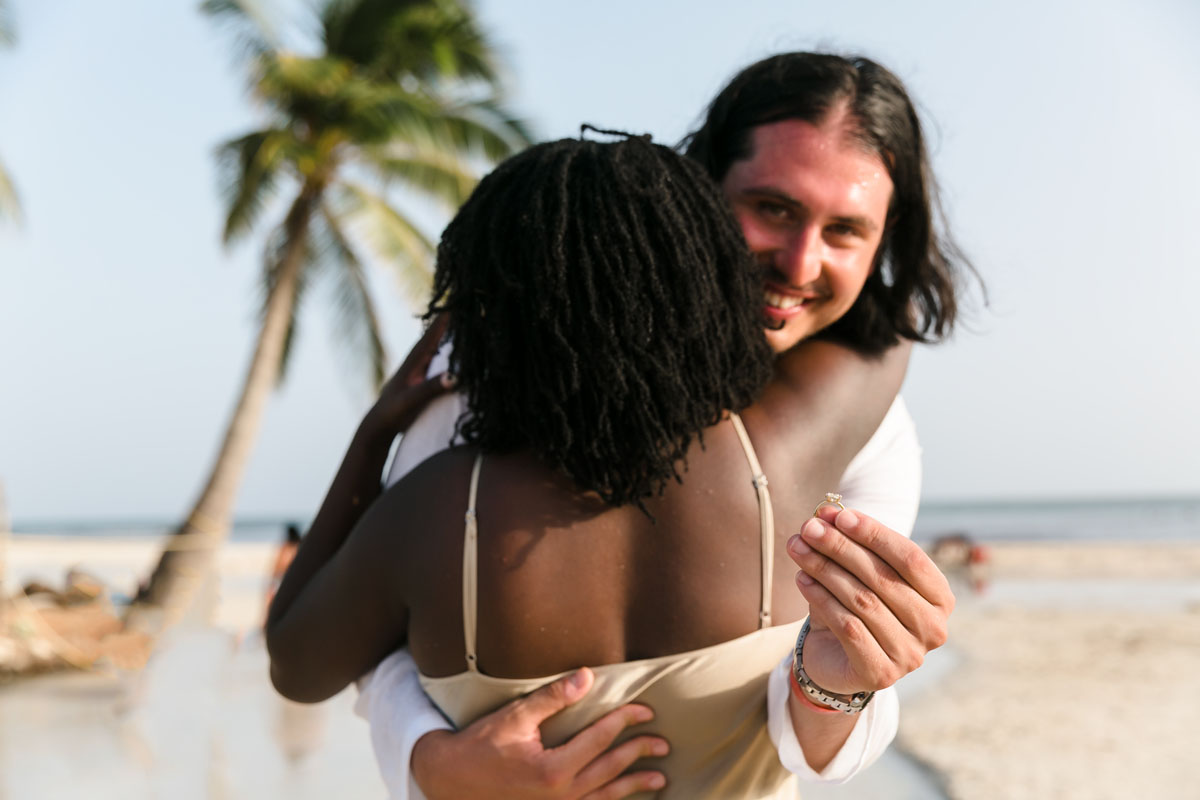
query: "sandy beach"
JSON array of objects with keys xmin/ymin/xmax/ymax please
[
  {"xmin": 896, "ymin": 542, "xmax": 1200, "ymax": 800},
  {"xmin": 3, "ymin": 535, "xmax": 1200, "ymax": 799}
]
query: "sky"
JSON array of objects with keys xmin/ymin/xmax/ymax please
[{"xmin": 1, "ymin": 0, "xmax": 1197, "ymax": 523}]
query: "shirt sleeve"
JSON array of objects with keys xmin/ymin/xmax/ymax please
[
  {"xmin": 766, "ymin": 652, "xmax": 900, "ymax": 782},
  {"xmin": 355, "ymin": 650, "xmax": 450, "ymax": 800},
  {"xmin": 835, "ymin": 395, "xmax": 922, "ymax": 538},
  {"xmin": 765, "ymin": 395, "xmax": 919, "ymax": 780}
]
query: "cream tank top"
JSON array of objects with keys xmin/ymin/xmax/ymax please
[{"xmin": 419, "ymin": 414, "xmax": 803, "ymax": 799}]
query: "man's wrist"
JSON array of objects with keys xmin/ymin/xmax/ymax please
[
  {"xmin": 789, "ymin": 668, "xmax": 841, "ymax": 715},
  {"xmin": 792, "ymin": 620, "xmax": 875, "ymax": 715},
  {"xmin": 411, "ymin": 729, "xmax": 453, "ymax": 794}
]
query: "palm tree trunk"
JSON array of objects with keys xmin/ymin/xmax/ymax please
[{"xmin": 124, "ymin": 188, "xmax": 318, "ymax": 636}]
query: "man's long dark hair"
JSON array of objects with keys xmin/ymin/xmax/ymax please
[
  {"xmin": 683, "ymin": 52, "xmax": 979, "ymax": 354},
  {"xmin": 428, "ymin": 136, "xmax": 773, "ymax": 507}
]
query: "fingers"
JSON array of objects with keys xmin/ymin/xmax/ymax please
[
  {"xmin": 575, "ymin": 734, "xmax": 668, "ymax": 798},
  {"xmin": 580, "ymin": 768, "xmax": 667, "ymax": 800},
  {"xmin": 801, "ymin": 509, "xmax": 955, "ymax": 627},
  {"xmin": 552, "ymin": 701, "xmax": 656, "ymax": 774},
  {"xmin": 791, "ymin": 521, "xmax": 918, "ymax": 669},
  {"xmin": 501, "ymin": 668, "xmax": 594, "ymax": 731},
  {"xmin": 396, "ymin": 313, "xmax": 451, "ymax": 384},
  {"xmin": 391, "ymin": 373, "xmax": 454, "ymax": 431},
  {"xmin": 787, "ymin": 508, "xmax": 953, "ymax": 690},
  {"xmin": 826, "ymin": 509, "xmax": 955, "ymax": 612},
  {"xmin": 792, "ymin": 575, "xmax": 893, "ymax": 691}
]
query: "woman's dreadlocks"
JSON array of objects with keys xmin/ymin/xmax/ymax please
[{"xmin": 427, "ymin": 135, "xmax": 772, "ymax": 507}]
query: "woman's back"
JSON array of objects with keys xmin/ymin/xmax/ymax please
[
  {"xmin": 393, "ymin": 349, "xmax": 900, "ymax": 797},
  {"xmin": 401, "ymin": 343, "xmax": 900, "ymax": 681}
]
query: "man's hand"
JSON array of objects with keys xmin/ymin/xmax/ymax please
[
  {"xmin": 412, "ymin": 668, "xmax": 668, "ymax": 799},
  {"xmin": 786, "ymin": 507, "xmax": 954, "ymax": 696}
]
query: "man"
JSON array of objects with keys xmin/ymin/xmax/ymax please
[{"xmin": 306, "ymin": 52, "xmax": 969, "ymax": 798}]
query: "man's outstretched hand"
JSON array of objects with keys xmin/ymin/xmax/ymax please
[
  {"xmin": 412, "ymin": 667, "xmax": 669, "ymax": 799},
  {"xmin": 786, "ymin": 507, "xmax": 954, "ymax": 696}
]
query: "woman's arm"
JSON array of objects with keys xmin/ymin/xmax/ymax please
[
  {"xmin": 266, "ymin": 463, "xmax": 428, "ymax": 701},
  {"xmin": 267, "ymin": 320, "xmax": 670, "ymax": 796},
  {"xmin": 265, "ymin": 316, "xmax": 452, "ymax": 640}
]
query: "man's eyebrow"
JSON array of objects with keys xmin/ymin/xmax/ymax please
[
  {"xmin": 739, "ymin": 187, "xmax": 879, "ymax": 233},
  {"xmin": 830, "ymin": 214, "xmax": 879, "ymax": 234}
]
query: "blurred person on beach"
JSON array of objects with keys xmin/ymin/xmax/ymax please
[
  {"xmin": 264, "ymin": 523, "xmax": 303, "ymax": 621},
  {"xmin": 235, "ymin": 522, "xmax": 304, "ymax": 650},
  {"xmin": 324, "ymin": 52, "xmax": 972, "ymax": 799},
  {"xmin": 264, "ymin": 61, "xmax": 966, "ymax": 796}
]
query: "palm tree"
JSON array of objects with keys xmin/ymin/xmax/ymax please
[
  {"xmin": 0, "ymin": 0, "xmax": 21, "ymax": 225},
  {"xmin": 124, "ymin": 0, "xmax": 531, "ymax": 634}
]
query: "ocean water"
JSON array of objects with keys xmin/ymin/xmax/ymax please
[
  {"xmin": 14, "ymin": 496, "xmax": 1200, "ymax": 544},
  {"xmin": 9, "ymin": 517, "xmax": 302, "ymax": 543},
  {"xmin": 911, "ymin": 496, "xmax": 1200, "ymax": 544}
]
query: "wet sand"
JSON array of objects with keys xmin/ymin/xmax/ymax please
[{"xmin": 0, "ymin": 630, "xmax": 385, "ymax": 799}]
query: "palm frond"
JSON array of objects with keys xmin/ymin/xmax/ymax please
[
  {"xmin": 362, "ymin": 143, "xmax": 476, "ymax": 209},
  {"xmin": 258, "ymin": 223, "xmax": 317, "ymax": 384},
  {"xmin": 256, "ymin": 51, "xmax": 352, "ymax": 99},
  {"xmin": 314, "ymin": 205, "xmax": 387, "ymax": 389},
  {"xmin": 215, "ymin": 128, "xmax": 297, "ymax": 245},
  {"xmin": 0, "ymin": 158, "xmax": 21, "ymax": 226},
  {"xmin": 333, "ymin": 80, "xmax": 448, "ymax": 146},
  {"xmin": 321, "ymin": 0, "xmax": 498, "ymax": 85},
  {"xmin": 0, "ymin": 0, "xmax": 15, "ymax": 48},
  {"xmin": 434, "ymin": 97, "xmax": 533, "ymax": 161},
  {"xmin": 331, "ymin": 180, "xmax": 433, "ymax": 311},
  {"xmin": 412, "ymin": 0, "xmax": 500, "ymax": 85},
  {"xmin": 335, "ymin": 82, "xmax": 530, "ymax": 158},
  {"xmin": 200, "ymin": 0, "xmax": 280, "ymax": 64}
]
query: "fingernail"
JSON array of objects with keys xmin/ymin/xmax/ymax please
[
  {"xmin": 837, "ymin": 509, "xmax": 858, "ymax": 531},
  {"xmin": 788, "ymin": 534, "xmax": 811, "ymax": 555},
  {"xmin": 802, "ymin": 518, "xmax": 825, "ymax": 540},
  {"xmin": 568, "ymin": 669, "xmax": 587, "ymax": 690},
  {"xmin": 648, "ymin": 774, "xmax": 666, "ymax": 789},
  {"xmin": 796, "ymin": 570, "xmax": 814, "ymax": 586},
  {"xmin": 652, "ymin": 741, "xmax": 669, "ymax": 756}
]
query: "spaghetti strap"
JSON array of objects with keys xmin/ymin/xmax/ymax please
[
  {"xmin": 728, "ymin": 413, "xmax": 774, "ymax": 628},
  {"xmin": 462, "ymin": 453, "xmax": 484, "ymax": 672}
]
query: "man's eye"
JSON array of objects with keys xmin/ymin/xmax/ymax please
[
  {"xmin": 757, "ymin": 201, "xmax": 790, "ymax": 220},
  {"xmin": 827, "ymin": 224, "xmax": 860, "ymax": 240}
]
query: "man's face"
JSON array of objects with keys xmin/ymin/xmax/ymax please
[{"xmin": 721, "ymin": 115, "xmax": 893, "ymax": 353}]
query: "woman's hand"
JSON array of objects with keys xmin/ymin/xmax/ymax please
[
  {"xmin": 363, "ymin": 313, "xmax": 454, "ymax": 440},
  {"xmin": 413, "ymin": 668, "xmax": 669, "ymax": 799},
  {"xmin": 786, "ymin": 507, "xmax": 954, "ymax": 696}
]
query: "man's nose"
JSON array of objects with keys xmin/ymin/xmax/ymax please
[{"xmin": 775, "ymin": 226, "xmax": 823, "ymax": 288}]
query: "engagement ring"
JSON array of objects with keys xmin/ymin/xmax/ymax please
[{"xmin": 812, "ymin": 492, "xmax": 845, "ymax": 517}]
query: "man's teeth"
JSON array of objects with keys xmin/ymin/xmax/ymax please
[{"xmin": 764, "ymin": 290, "xmax": 808, "ymax": 310}]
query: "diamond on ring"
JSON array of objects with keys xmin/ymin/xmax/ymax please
[{"xmin": 812, "ymin": 492, "xmax": 846, "ymax": 517}]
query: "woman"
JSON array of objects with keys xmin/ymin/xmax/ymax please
[{"xmin": 267, "ymin": 136, "xmax": 950, "ymax": 798}]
